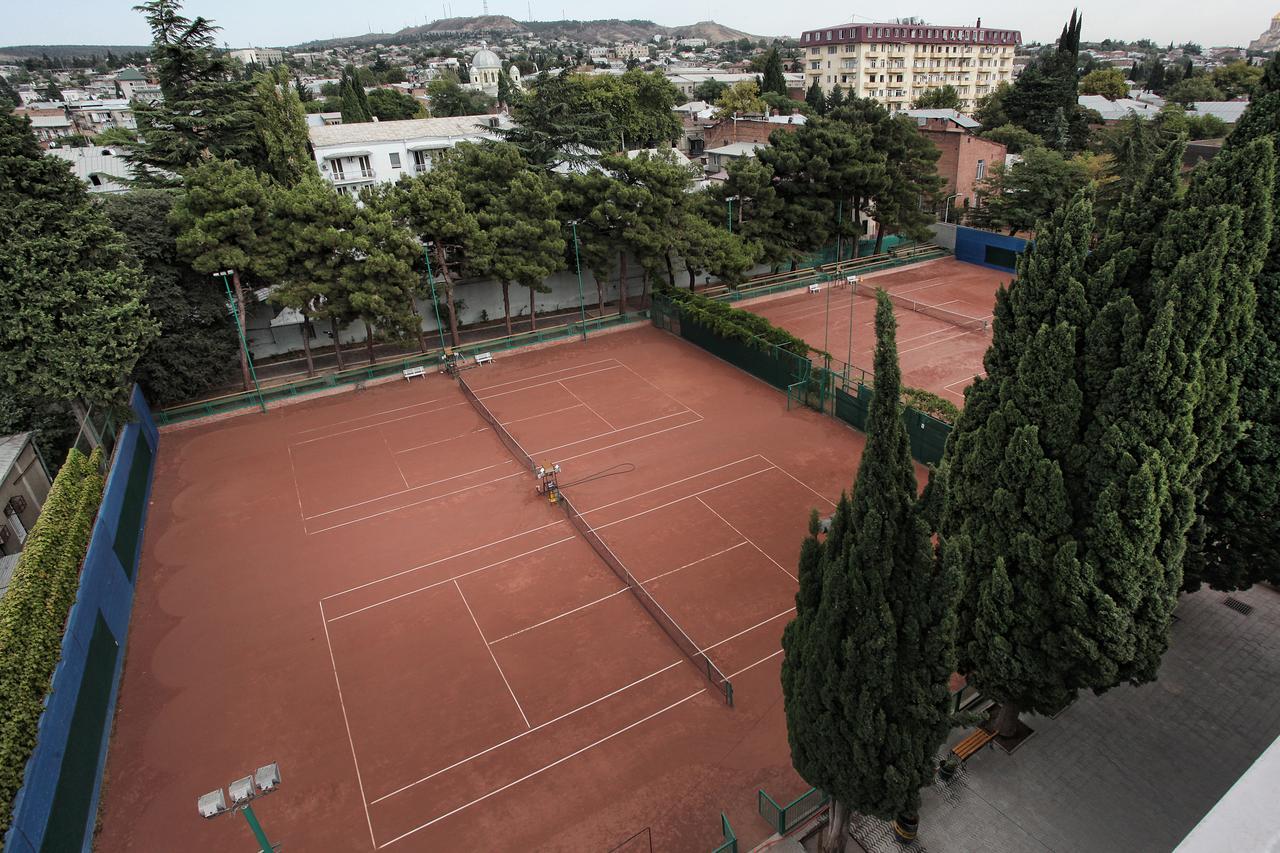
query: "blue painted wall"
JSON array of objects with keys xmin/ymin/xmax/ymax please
[{"xmin": 954, "ymin": 225, "xmax": 1028, "ymax": 272}]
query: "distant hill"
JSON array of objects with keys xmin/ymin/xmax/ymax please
[
  {"xmin": 0, "ymin": 44, "xmax": 151, "ymax": 61},
  {"xmin": 293, "ymin": 17, "xmax": 772, "ymax": 50}
]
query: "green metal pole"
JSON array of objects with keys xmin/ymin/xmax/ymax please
[
  {"xmin": 220, "ymin": 273, "xmax": 266, "ymax": 414},
  {"xmin": 571, "ymin": 222, "xmax": 587, "ymax": 341},
  {"xmin": 240, "ymin": 804, "xmax": 274, "ymax": 853},
  {"xmin": 727, "ymin": 197, "xmax": 733, "ymax": 234},
  {"xmin": 823, "ymin": 273, "xmax": 831, "ymax": 357},
  {"xmin": 846, "ymin": 274, "xmax": 855, "ymax": 384},
  {"xmin": 422, "ymin": 245, "xmax": 448, "ymax": 353}
]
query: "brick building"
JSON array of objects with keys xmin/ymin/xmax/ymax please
[
  {"xmin": 905, "ymin": 109, "xmax": 1006, "ymax": 212},
  {"xmin": 702, "ymin": 113, "xmax": 806, "ymax": 151}
]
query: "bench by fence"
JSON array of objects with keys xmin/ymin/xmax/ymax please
[
  {"xmin": 402, "ymin": 365, "xmax": 428, "ymax": 380},
  {"xmin": 952, "ymin": 727, "xmax": 996, "ymax": 761},
  {"xmin": 473, "ymin": 352, "xmax": 493, "ymax": 365}
]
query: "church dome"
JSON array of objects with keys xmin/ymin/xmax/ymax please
[{"xmin": 472, "ymin": 48, "xmax": 501, "ymax": 69}]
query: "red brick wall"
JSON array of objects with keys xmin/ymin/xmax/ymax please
[
  {"xmin": 918, "ymin": 129, "xmax": 1007, "ymax": 208},
  {"xmin": 703, "ymin": 117, "xmax": 804, "ymax": 150}
]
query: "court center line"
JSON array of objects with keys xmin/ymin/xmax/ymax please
[
  {"xmin": 292, "ymin": 400, "xmax": 470, "ymax": 447},
  {"xmin": 696, "ymin": 497, "xmax": 797, "ymax": 582},
  {"xmin": 394, "ymin": 426, "xmax": 489, "ymax": 455},
  {"xmin": 594, "ymin": 467, "xmax": 775, "ymax": 531},
  {"xmin": 553, "ymin": 416, "xmax": 704, "ymax": 468},
  {"xmin": 386, "ymin": 438, "xmax": 410, "ymax": 490},
  {"xmin": 702, "ymin": 608, "xmax": 796, "ymax": 654},
  {"xmin": 374, "ymin": 688, "xmax": 707, "ymax": 849},
  {"xmin": 327, "ymin": 536, "xmax": 576, "ymax": 622},
  {"xmin": 614, "ymin": 360, "xmax": 705, "ymax": 420},
  {"xmin": 488, "ymin": 588, "xmax": 630, "ymax": 645},
  {"xmin": 641, "ymin": 541, "xmax": 751, "ymax": 586},
  {"xmin": 455, "ymin": 580, "xmax": 530, "ymax": 729},
  {"xmin": 368, "ymin": 660, "xmax": 684, "ymax": 805},
  {"xmin": 558, "ymin": 380, "xmax": 616, "ymax": 430},
  {"xmin": 304, "ymin": 459, "xmax": 515, "ymax": 521},
  {"xmin": 728, "ymin": 649, "xmax": 785, "ymax": 680},
  {"xmin": 578, "ymin": 455, "xmax": 763, "ymax": 516},
  {"xmin": 286, "ymin": 444, "xmax": 306, "ymax": 525},
  {"xmin": 306, "ymin": 471, "xmax": 526, "ymax": 535},
  {"xmin": 532, "ymin": 409, "xmax": 697, "ymax": 459},
  {"xmin": 323, "ymin": 521, "xmax": 567, "ymax": 601},
  {"xmin": 462, "ymin": 358, "xmax": 620, "ymax": 394},
  {"xmin": 500, "ymin": 402, "xmax": 586, "ymax": 427},
  {"xmin": 755, "ymin": 454, "xmax": 838, "ymax": 509},
  {"xmin": 319, "ymin": 601, "xmax": 379, "ymax": 849}
]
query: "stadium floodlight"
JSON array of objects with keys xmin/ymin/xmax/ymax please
[
  {"xmin": 197, "ymin": 762, "xmax": 281, "ymax": 852},
  {"xmin": 197, "ymin": 789, "xmax": 227, "ymax": 819},
  {"xmin": 255, "ymin": 763, "xmax": 281, "ymax": 793}
]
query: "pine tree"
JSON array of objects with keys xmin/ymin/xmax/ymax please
[
  {"xmin": 250, "ymin": 65, "xmax": 312, "ymax": 186},
  {"xmin": 761, "ymin": 47, "xmax": 788, "ymax": 96},
  {"xmin": 806, "ymin": 80, "xmax": 826, "ymax": 116},
  {"xmin": 782, "ymin": 291, "xmax": 957, "ymax": 851},
  {"xmin": 341, "ymin": 202, "xmax": 420, "ymax": 364}
]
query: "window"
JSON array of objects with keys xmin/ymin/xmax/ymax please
[
  {"xmin": 828, "ymin": 46, "xmax": 837, "ymax": 54},
  {"xmin": 329, "ymin": 157, "xmax": 345, "ymax": 179},
  {"xmin": 89, "ymin": 174, "xmax": 102, "ymax": 186},
  {"xmin": 976, "ymin": 159, "xmax": 986, "ymax": 180},
  {"xmin": 389, "ymin": 152, "xmax": 401, "ymax": 169},
  {"xmin": 356, "ymin": 155, "xmax": 372, "ymax": 178}
]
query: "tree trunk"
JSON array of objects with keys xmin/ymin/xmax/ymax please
[
  {"xmin": 993, "ymin": 700, "xmax": 1020, "ymax": 738},
  {"xmin": 69, "ymin": 399, "xmax": 102, "ymax": 451},
  {"xmin": 529, "ymin": 286, "xmax": 537, "ymax": 331},
  {"xmin": 301, "ymin": 318, "xmax": 315, "ymax": 377},
  {"xmin": 688, "ymin": 267, "xmax": 696, "ymax": 290},
  {"xmin": 409, "ymin": 298, "xmax": 428, "ymax": 353},
  {"xmin": 501, "ymin": 281, "xmax": 512, "ymax": 336},
  {"xmin": 437, "ymin": 248, "xmax": 461, "ymax": 347},
  {"xmin": 230, "ymin": 270, "xmax": 252, "ymax": 391},
  {"xmin": 665, "ymin": 251, "xmax": 676, "ymax": 287},
  {"xmin": 617, "ymin": 251, "xmax": 628, "ymax": 315},
  {"xmin": 820, "ymin": 799, "xmax": 847, "ymax": 853},
  {"xmin": 640, "ymin": 270, "xmax": 650, "ymax": 308},
  {"xmin": 364, "ymin": 321, "xmax": 376, "ymax": 365},
  {"xmin": 874, "ymin": 228, "xmax": 885, "ymax": 256},
  {"xmin": 330, "ymin": 317, "xmax": 346, "ymax": 371}
]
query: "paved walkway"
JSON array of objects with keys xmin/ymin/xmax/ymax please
[{"xmin": 848, "ymin": 583, "xmax": 1280, "ymax": 853}]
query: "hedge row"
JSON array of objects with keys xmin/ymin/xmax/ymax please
[
  {"xmin": 663, "ymin": 288, "xmax": 823, "ymax": 358},
  {"xmin": 0, "ymin": 448, "xmax": 104, "ymax": 836},
  {"xmin": 901, "ymin": 387, "xmax": 962, "ymax": 425}
]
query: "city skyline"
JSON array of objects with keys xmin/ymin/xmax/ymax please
[{"xmin": 4, "ymin": 1, "xmax": 1276, "ymax": 53}]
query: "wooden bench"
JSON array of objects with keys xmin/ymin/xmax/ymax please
[
  {"xmin": 473, "ymin": 352, "xmax": 493, "ymax": 365},
  {"xmin": 402, "ymin": 365, "xmax": 428, "ymax": 380},
  {"xmin": 951, "ymin": 727, "xmax": 996, "ymax": 761}
]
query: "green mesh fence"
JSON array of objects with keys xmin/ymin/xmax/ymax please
[
  {"xmin": 677, "ymin": 317, "xmax": 815, "ymax": 393},
  {"xmin": 833, "ymin": 384, "xmax": 950, "ymax": 466},
  {"xmin": 757, "ymin": 787, "xmax": 830, "ymax": 835}
]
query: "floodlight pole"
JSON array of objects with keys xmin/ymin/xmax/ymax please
[
  {"xmin": 570, "ymin": 220, "xmax": 587, "ymax": 340},
  {"xmin": 421, "ymin": 243, "xmax": 448, "ymax": 353},
  {"xmin": 726, "ymin": 196, "xmax": 733, "ymax": 234},
  {"xmin": 216, "ymin": 271, "xmax": 267, "ymax": 414},
  {"xmin": 239, "ymin": 804, "xmax": 274, "ymax": 853},
  {"xmin": 823, "ymin": 273, "xmax": 831, "ymax": 356}
]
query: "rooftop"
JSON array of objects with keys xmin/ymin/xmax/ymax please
[
  {"xmin": 903, "ymin": 108, "xmax": 980, "ymax": 129},
  {"xmin": 705, "ymin": 141, "xmax": 765, "ymax": 157},
  {"xmin": 0, "ymin": 433, "xmax": 30, "ymax": 479},
  {"xmin": 308, "ymin": 114, "xmax": 511, "ymax": 148}
]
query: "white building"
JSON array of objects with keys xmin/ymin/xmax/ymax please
[
  {"xmin": 677, "ymin": 38, "xmax": 708, "ymax": 48},
  {"xmin": 799, "ymin": 20, "xmax": 1021, "ymax": 113},
  {"xmin": 68, "ymin": 99, "xmax": 136, "ymax": 135},
  {"xmin": 228, "ymin": 47, "xmax": 284, "ymax": 66},
  {"xmin": 308, "ymin": 114, "xmax": 512, "ymax": 194},
  {"xmin": 468, "ymin": 45, "xmax": 503, "ymax": 98},
  {"xmin": 46, "ymin": 146, "xmax": 134, "ymax": 193}
]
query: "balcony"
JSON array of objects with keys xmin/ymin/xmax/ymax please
[{"xmin": 330, "ymin": 168, "xmax": 376, "ymax": 184}]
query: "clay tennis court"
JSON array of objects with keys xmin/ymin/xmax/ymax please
[
  {"xmin": 746, "ymin": 258, "xmax": 1012, "ymax": 405},
  {"xmin": 96, "ymin": 324, "xmax": 890, "ymax": 851}
]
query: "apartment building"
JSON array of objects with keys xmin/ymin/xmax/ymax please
[{"xmin": 799, "ymin": 20, "xmax": 1020, "ymax": 113}]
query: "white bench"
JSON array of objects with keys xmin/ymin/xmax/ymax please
[
  {"xmin": 808, "ymin": 283, "xmax": 822, "ymax": 294},
  {"xmin": 403, "ymin": 365, "xmax": 428, "ymax": 380},
  {"xmin": 473, "ymin": 352, "xmax": 494, "ymax": 365}
]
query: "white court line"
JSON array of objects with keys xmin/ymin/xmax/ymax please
[
  {"xmin": 944, "ymin": 371, "xmax": 985, "ymax": 392},
  {"xmin": 306, "ymin": 471, "xmax": 525, "ymax": 535},
  {"xmin": 292, "ymin": 400, "xmax": 470, "ymax": 447},
  {"xmin": 304, "ymin": 460, "xmax": 515, "ymax": 521},
  {"xmin": 326, "ymin": 536, "xmax": 575, "ymax": 622},
  {"xmin": 553, "ymin": 416, "xmax": 703, "ymax": 468},
  {"xmin": 464, "ymin": 358, "xmax": 620, "ymax": 394},
  {"xmin": 475, "ymin": 364, "xmax": 624, "ymax": 401},
  {"xmin": 368, "ymin": 660, "xmax": 684, "ymax": 805},
  {"xmin": 387, "ymin": 438, "xmax": 410, "ymax": 490},
  {"xmin": 579, "ymin": 455, "xmax": 763, "ymax": 516},
  {"xmin": 614, "ymin": 361, "xmax": 705, "ymax": 421},
  {"xmin": 500, "ymin": 402, "xmax": 586, "ymax": 427},
  {"xmin": 595, "ymin": 467, "xmax": 775, "ymax": 531},
  {"xmin": 641, "ymin": 542, "xmax": 751, "ymax": 586},
  {"xmin": 702, "ymin": 608, "xmax": 796, "ymax": 654},
  {"xmin": 319, "ymin": 601, "xmax": 378, "ymax": 848},
  {"xmin": 455, "ymin": 580, "xmax": 530, "ymax": 728},
  {"xmin": 488, "ymin": 588, "xmax": 629, "ymax": 645},
  {"xmin": 291, "ymin": 393, "xmax": 457, "ymax": 437},
  {"xmin": 696, "ymin": 497, "xmax": 797, "ymax": 582},
  {"xmin": 286, "ymin": 444, "xmax": 306, "ymax": 524},
  {"xmin": 558, "ymin": 380, "xmax": 616, "ymax": 430},
  {"xmin": 899, "ymin": 328, "xmax": 980, "ymax": 357},
  {"xmin": 728, "ymin": 649, "xmax": 785, "ymax": 680},
  {"xmin": 531, "ymin": 409, "xmax": 697, "ymax": 459},
  {"xmin": 756, "ymin": 454, "xmax": 838, "ymax": 509},
  {"xmin": 323, "ymin": 521, "xmax": 567, "ymax": 601},
  {"xmin": 394, "ymin": 427, "xmax": 489, "ymax": 455},
  {"xmin": 375, "ymin": 688, "xmax": 706, "ymax": 849}
]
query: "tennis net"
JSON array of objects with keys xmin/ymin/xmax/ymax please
[
  {"xmin": 851, "ymin": 280, "xmax": 990, "ymax": 333},
  {"xmin": 454, "ymin": 373, "xmax": 734, "ymax": 706}
]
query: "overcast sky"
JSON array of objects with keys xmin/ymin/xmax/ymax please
[{"xmin": 6, "ymin": 1, "xmax": 1276, "ymax": 50}]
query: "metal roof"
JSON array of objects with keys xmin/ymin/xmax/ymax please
[
  {"xmin": 902, "ymin": 108, "xmax": 980, "ymax": 129},
  {"xmin": 308, "ymin": 115, "xmax": 511, "ymax": 148},
  {"xmin": 0, "ymin": 433, "xmax": 30, "ymax": 480}
]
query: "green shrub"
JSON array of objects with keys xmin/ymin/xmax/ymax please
[
  {"xmin": 901, "ymin": 387, "xmax": 961, "ymax": 424},
  {"xmin": 0, "ymin": 448, "xmax": 103, "ymax": 835},
  {"xmin": 662, "ymin": 288, "xmax": 823, "ymax": 358}
]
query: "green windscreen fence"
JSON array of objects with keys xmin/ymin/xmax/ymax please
[
  {"xmin": 40, "ymin": 612, "xmax": 119, "ymax": 853},
  {"xmin": 111, "ymin": 434, "xmax": 152, "ymax": 581},
  {"xmin": 678, "ymin": 319, "xmax": 815, "ymax": 393},
  {"xmin": 834, "ymin": 385, "xmax": 950, "ymax": 466}
]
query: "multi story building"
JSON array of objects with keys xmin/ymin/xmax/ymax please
[
  {"xmin": 799, "ymin": 20, "xmax": 1020, "ymax": 113},
  {"xmin": 228, "ymin": 47, "xmax": 285, "ymax": 66}
]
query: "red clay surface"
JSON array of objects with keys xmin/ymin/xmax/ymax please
[
  {"xmin": 748, "ymin": 257, "xmax": 1012, "ymax": 405},
  {"xmin": 96, "ymin": 324, "xmax": 904, "ymax": 852}
]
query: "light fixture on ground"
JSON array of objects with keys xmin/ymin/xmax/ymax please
[{"xmin": 198, "ymin": 762, "xmax": 281, "ymax": 852}]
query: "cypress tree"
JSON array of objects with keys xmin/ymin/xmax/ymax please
[
  {"xmin": 806, "ymin": 80, "xmax": 826, "ymax": 116},
  {"xmin": 782, "ymin": 291, "xmax": 957, "ymax": 851},
  {"xmin": 761, "ymin": 47, "xmax": 788, "ymax": 96}
]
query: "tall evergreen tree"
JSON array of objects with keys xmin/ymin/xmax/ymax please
[
  {"xmin": 761, "ymin": 47, "xmax": 788, "ymax": 96},
  {"xmin": 339, "ymin": 64, "xmax": 371, "ymax": 124},
  {"xmin": 250, "ymin": 65, "xmax": 312, "ymax": 186},
  {"xmin": 782, "ymin": 291, "xmax": 957, "ymax": 852},
  {"xmin": 805, "ymin": 80, "xmax": 826, "ymax": 116},
  {"xmin": 1000, "ymin": 11, "xmax": 1086, "ymax": 147},
  {"xmin": 341, "ymin": 201, "xmax": 420, "ymax": 362}
]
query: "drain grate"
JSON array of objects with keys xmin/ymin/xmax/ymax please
[{"xmin": 1223, "ymin": 596, "xmax": 1254, "ymax": 616}]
